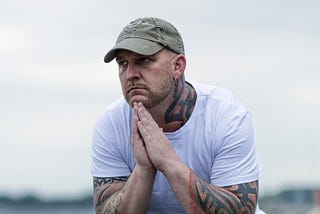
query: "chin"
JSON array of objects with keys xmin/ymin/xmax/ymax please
[{"xmin": 127, "ymin": 97, "xmax": 148, "ymax": 108}]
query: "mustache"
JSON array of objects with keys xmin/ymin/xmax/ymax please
[{"xmin": 126, "ymin": 82, "xmax": 149, "ymax": 92}]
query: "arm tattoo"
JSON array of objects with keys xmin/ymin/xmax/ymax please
[
  {"xmin": 93, "ymin": 176, "xmax": 128, "ymax": 214},
  {"xmin": 165, "ymin": 79, "xmax": 197, "ymax": 125},
  {"xmin": 224, "ymin": 182, "xmax": 259, "ymax": 213},
  {"xmin": 189, "ymin": 172, "xmax": 258, "ymax": 213}
]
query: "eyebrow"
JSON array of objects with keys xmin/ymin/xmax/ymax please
[
  {"xmin": 115, "ymin": 55, "xmax": 127, "ymax": 62},
  {"xmin": 116, "ymin": 53, "xmax": 155, "ymax": 61}
]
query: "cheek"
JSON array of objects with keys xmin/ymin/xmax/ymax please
[
  {"xmin": 149, "ymin": 77, "xmax": 172, "ymax": 97},
  {"xmin": 119, "ymin": 77, "xmax": 127, "ymax": 92},
  {"xmin": 119, "ymin": 74, "xmax": 126, "ymax": 85}
]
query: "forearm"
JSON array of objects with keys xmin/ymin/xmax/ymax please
[
  {"xmin": 99, "ymin": 166, "xmax": 156, "ymax": 214},
  {"xmin": 164, "ymin": 160, "xmax": 258, "ymax": 214},
  {"xmin": 188, "ymin": 172, "xmax": 258, "ymax": 213}
]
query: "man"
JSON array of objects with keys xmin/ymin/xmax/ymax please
[{"xmin": 91, "ymin": 17, "xmax": 263, "ymax": 213}]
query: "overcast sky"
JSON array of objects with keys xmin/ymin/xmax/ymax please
[{"xmin": 1, "ymin": 0, "xmax": 320, "ymax": 199}]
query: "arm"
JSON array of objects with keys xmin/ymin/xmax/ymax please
[
  {"xmin": 93, "ymin": 165, "xmax": 156, "ymax": 214},
  {"xmin": 163, "ymin": 159, "xmax": 258, "ymax": 213},
  {"xmin": 93, "ymin": 176, "xmax": 128, "ymax": 213},
  {"xmin": 136, "ymin": 102, "xmax": 259, "ymax": 213},
  {"xmin": 93, "ymin": 103, "xmax": 157, "ymax": 214}
]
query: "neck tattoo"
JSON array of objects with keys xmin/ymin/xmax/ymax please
[{"xmin": 165, "ymin": 80, "xmax": 197, "ymax": 126}]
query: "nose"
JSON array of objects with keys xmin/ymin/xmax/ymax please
[{"xmin": 125, "ymin": 63, "xmax": 140, "ymax": 80}]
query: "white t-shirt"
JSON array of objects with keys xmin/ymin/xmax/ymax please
[{"xmin": 91, "ymin": 82, "xmax": 263, "ymax": 213}]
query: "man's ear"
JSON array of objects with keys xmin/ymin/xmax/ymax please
[{"xmin": 173, "ymin": 54, "xmax": 186, "ymax": 79}]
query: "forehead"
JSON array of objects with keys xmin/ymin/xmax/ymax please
[
  {"xmin": 115, "ymin": 48, "xmax": 174, "ymax": 60},
  {"xmin": 115, "ymin": 50, "xmax": 147, "ymax": 59}
]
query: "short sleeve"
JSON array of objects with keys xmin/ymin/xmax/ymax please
[
  {"xmin": 91, "ymin": 110, "xmax": 133, "ymax": 178},
  {"xmin": 211, "ymin": 104, "xmax": 262, "ymax": 186}
]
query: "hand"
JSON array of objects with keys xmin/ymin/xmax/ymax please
[
  {"xmin": 136, "ymin": 102, "xmax": 180, "ymax": 172},
  {"xmin": 132, "ymin": 102, "xmax": 156, "ymax": 171}
]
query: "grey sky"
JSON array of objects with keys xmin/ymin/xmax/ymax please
[{"xmin": 1, "ymin": 0, "xmax": 320, "ymax": 198}]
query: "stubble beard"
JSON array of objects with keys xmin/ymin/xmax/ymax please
[{"xmin": 124, "ymin": 78, "xmax": 174, "ymax": 109}]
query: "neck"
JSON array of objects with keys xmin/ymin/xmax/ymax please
[{"xmin": 154, "ymin": 79, "xmax": 197, "ymax": 132}]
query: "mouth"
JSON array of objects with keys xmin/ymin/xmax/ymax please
[
  {"xmin": 127, "ymin": 85, "xmax": 147, "ymax": 94},
  {"xmin": 125, "ymin": 85, "xmax": 149, "ymax": 106}
]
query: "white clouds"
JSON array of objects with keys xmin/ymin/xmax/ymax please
[
  {"xmin": 295, "ymin": 87, "xmax": 320, "ymax": 106},
  {"xmin": 0, "ymin": 26, "xmax": 28, "ymax": 53}
]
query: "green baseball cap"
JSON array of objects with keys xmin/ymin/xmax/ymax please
[{"xmin": 104, "ymin": 17, "xmax": 185, "ymax": 63}]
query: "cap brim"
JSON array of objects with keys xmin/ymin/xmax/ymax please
[{"xmin": 104, "ymin": 38, "xmax": 164, "ymax": 63}]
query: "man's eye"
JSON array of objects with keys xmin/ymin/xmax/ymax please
[
  {"xmin": 117, "ymin": 60, "xmax": 128, "ymax": 66},
  {"xmin": 137, "ymin": 58, "xmax": 150, "ymax": 64}
]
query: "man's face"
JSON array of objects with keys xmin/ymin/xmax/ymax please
[{"xmin": 116, "ymin": 49, "xmax": 176, "ymax": 109}]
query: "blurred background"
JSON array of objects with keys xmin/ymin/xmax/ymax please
[{"xmin": 1, "ymin": 0, "xmax": 319, "ymax": 213}]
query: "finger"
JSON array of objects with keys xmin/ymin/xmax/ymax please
[
  {"xmin": 133, "ymin": 102, "xmax": 140, "ymax": 120},
  {"xmin": 132, "ymin": 103, "xmax": 142, "ymax": 143},
  {"xmin": 131, "ymin": 115, "xmax": 140, "ymax": 143},
  {"xmin": 137, "ymin": 120, "xmax": 152, "ymax": 143},
  {"xmin": 137, "ymin": 103, "xmax": 158, "ymax": 129},
  {"xmin": 137, "ymin": 102, "xmax": 154, "ymax": 121}
]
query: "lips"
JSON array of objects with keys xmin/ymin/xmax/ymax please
[
  {"xmin": 127, "ymin": 86, "xmax": 147, "ymax": 95},
  {"xmin": 127, "ymin": 82, "xmax": 146, "ymax": 90}
]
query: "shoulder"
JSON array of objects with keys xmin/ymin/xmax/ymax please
[
  {"xmin": 94, "ymin": 97, "xmax": 132, "ymax": 134},
  {"xmin": 97, "ymin": 97, "xmax": 131, "ymax": 122},
  {"xmin": 191, "ymin": 81, "xmax": 247, "ymax": 115},
  {"xmin": 104, "ymin": 97, "xmax": 131, "ymax": 115}
]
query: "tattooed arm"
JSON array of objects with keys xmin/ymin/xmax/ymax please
[
  {"xmin": 93, "ymin": 165, "xmax": 156, "ymax": 214},
  {"xmin": 189, "ymin": 172, "xmax": 258, "ymax": 213},
  {"xmin": 93, "ymin": 176, "xmax": 128, "ymax": 214},
  {"xmin": 164, "ymin": 161, "xmax": 258, "ymax": 214},
  {"xmin": 135, "ymin": 102, "xmax": 259, "ymax": 213}
]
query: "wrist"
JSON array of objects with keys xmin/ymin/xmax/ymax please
[
  {"xmin": 161, "ymin": 157, "xmax": 186, "ymax": 178},
  {"xmin": 135, "ymin": 164, "xmax": 157, "ymax": 177}
]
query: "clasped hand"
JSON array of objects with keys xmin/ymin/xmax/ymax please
[{"xmin": 132, "ymin": 102, "xmax": 178, "ymax": 173}]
